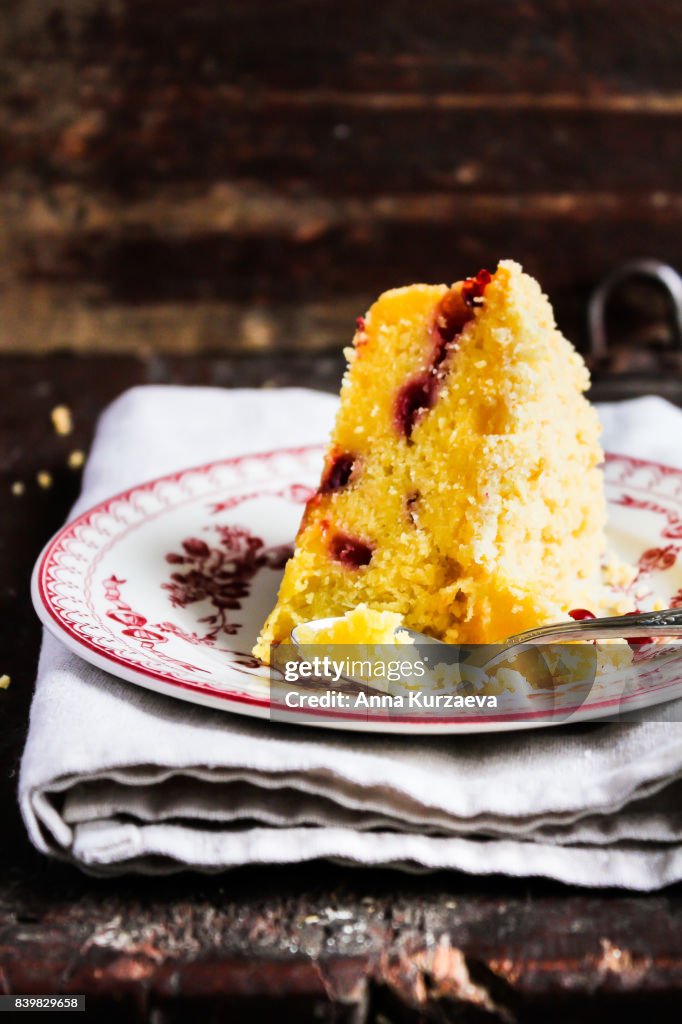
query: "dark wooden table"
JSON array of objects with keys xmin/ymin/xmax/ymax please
[{"xmin": 2, "ymin": 352, "xmax": 682, "ymax": 1023}]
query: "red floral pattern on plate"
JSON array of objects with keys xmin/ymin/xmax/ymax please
[
  {"xmin": 33, "ymin": 446, "xmax": 323, "ymax": 703},
  {"xmin": 163, "ymin": 526, "xmax": 292, "ymax": 638},
  {"xmin": 638, "ymin": 545, "xmax": 680, "ymax": 574}
]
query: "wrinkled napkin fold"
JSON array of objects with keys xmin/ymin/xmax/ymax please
[{"xmin": 19, "ymin": 387, "xmax": 682, "ymax": 888}]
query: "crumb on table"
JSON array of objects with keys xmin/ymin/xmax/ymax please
[
  {"xmin": 67, "ymin": 449, "xmax": 86, "ymax": 470},
  {"xmin": 11, "ymin": 481, "xmax": 25, "ymax": 497},
  {"xmin": 0, "ymin": 675, "xmax": 10, "ymax": 690},
  {"xmin": 51, "ymin": 405, "xmax": 73, "ymax": 436},
  {"xmin": 36, "ymin": 470, "xmax": 53, "ymax": 489}
]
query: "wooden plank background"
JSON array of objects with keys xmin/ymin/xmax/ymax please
[{"xmin": 2, "ymin": 0, "xmax": 682, "ymax": 353}]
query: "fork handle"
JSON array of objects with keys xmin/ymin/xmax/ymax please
[{"xmin": 509, "ymin": 607, "xmax": 682, "ymax": 646}]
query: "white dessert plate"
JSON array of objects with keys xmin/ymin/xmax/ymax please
[{"xmin": 32, "ymin": 446, "xmax": 682, "ymax": 733}]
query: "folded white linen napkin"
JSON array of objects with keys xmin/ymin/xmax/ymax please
[{"xmin": 19, "ymin": 387, "xmax": 682, "ymax": 888}]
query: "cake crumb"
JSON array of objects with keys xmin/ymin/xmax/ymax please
[
  {"xmin": 11, "ymin": 481, "xmax": 25, "ymax": 497},
  {"xmin": 67, "ymin": 449, "xmax": 86, "ymax": 470},
  {"xmin": 603, "ymin": 556, "xmax": 638, "ymax": 589},
  {"xmin": 0, "ymin": 675, "xmax": 10, "ymax": 690},
  {"xmin": 51, "ymin": 405, "xmax": 73, "ymax": 436},
  {"xmin": 37, "ymin": 470, "xmax": 53, "ymax": 489}
]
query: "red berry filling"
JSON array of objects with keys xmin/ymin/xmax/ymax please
[
  {"xmin": 320, "ymin": 453, "xmax": 355, "ymax": 493},
  {"xmin": 462, "ymin": 268, "xmax": 492, "ymax": 308},
  {"xmin": 395, "ymin": 375, "xmax": 435, "ymax": 439},
  {"xmin": 395, "ymin": 271, "xmax": 492, "ymax": 440},
  {"xmin": 569, "ymin": 608, "xmax": 596, "ymax": 621},
  {"xmin": 329, "ymin": 532, "xmax": 373, "ymax": 568},
  {"xmin": 433, "ymin": 293, "xmax": 473, "ymax": 349}
]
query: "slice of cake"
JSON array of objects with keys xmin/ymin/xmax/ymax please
[{"xmin": 254, "ymin": 260, "xmax": 610, "ymax": 663}]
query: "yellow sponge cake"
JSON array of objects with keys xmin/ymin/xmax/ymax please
[{"xmin": 254, "ymin": 261, "xmax": 609, "ymax": 662}]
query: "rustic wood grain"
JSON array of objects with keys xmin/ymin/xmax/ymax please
[
  {"xmin": 7, "ymin": 1, "xmax": 682, "ymax": 96},
  {"xmin": 3, "ymin": 1, "xmax": 682, "ymax": 354},
  {"xmin": 4, "ymin": 187, "xmax": 682, "ymax": 355},
  {"xmin": 3, "ymin": 864, "xmax": 682, "ymax": 1022}
]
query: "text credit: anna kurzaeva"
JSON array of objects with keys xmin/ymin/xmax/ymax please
[
  {"xmin": 266, "ymin": 638, "xmax": 606, "ymax": 729},
  {"xmin": 262, "ymin": 640, "xmax": 677, "ymax": 726}
]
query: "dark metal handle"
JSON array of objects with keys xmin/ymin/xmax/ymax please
[{"xmin": 588, "ymin": 259, "xmax": 682, "ymax": 360}]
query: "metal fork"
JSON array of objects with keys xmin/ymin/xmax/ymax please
[{"xmin": 291, "ymin": 607, "xmax": 682, "ymax": 680}]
